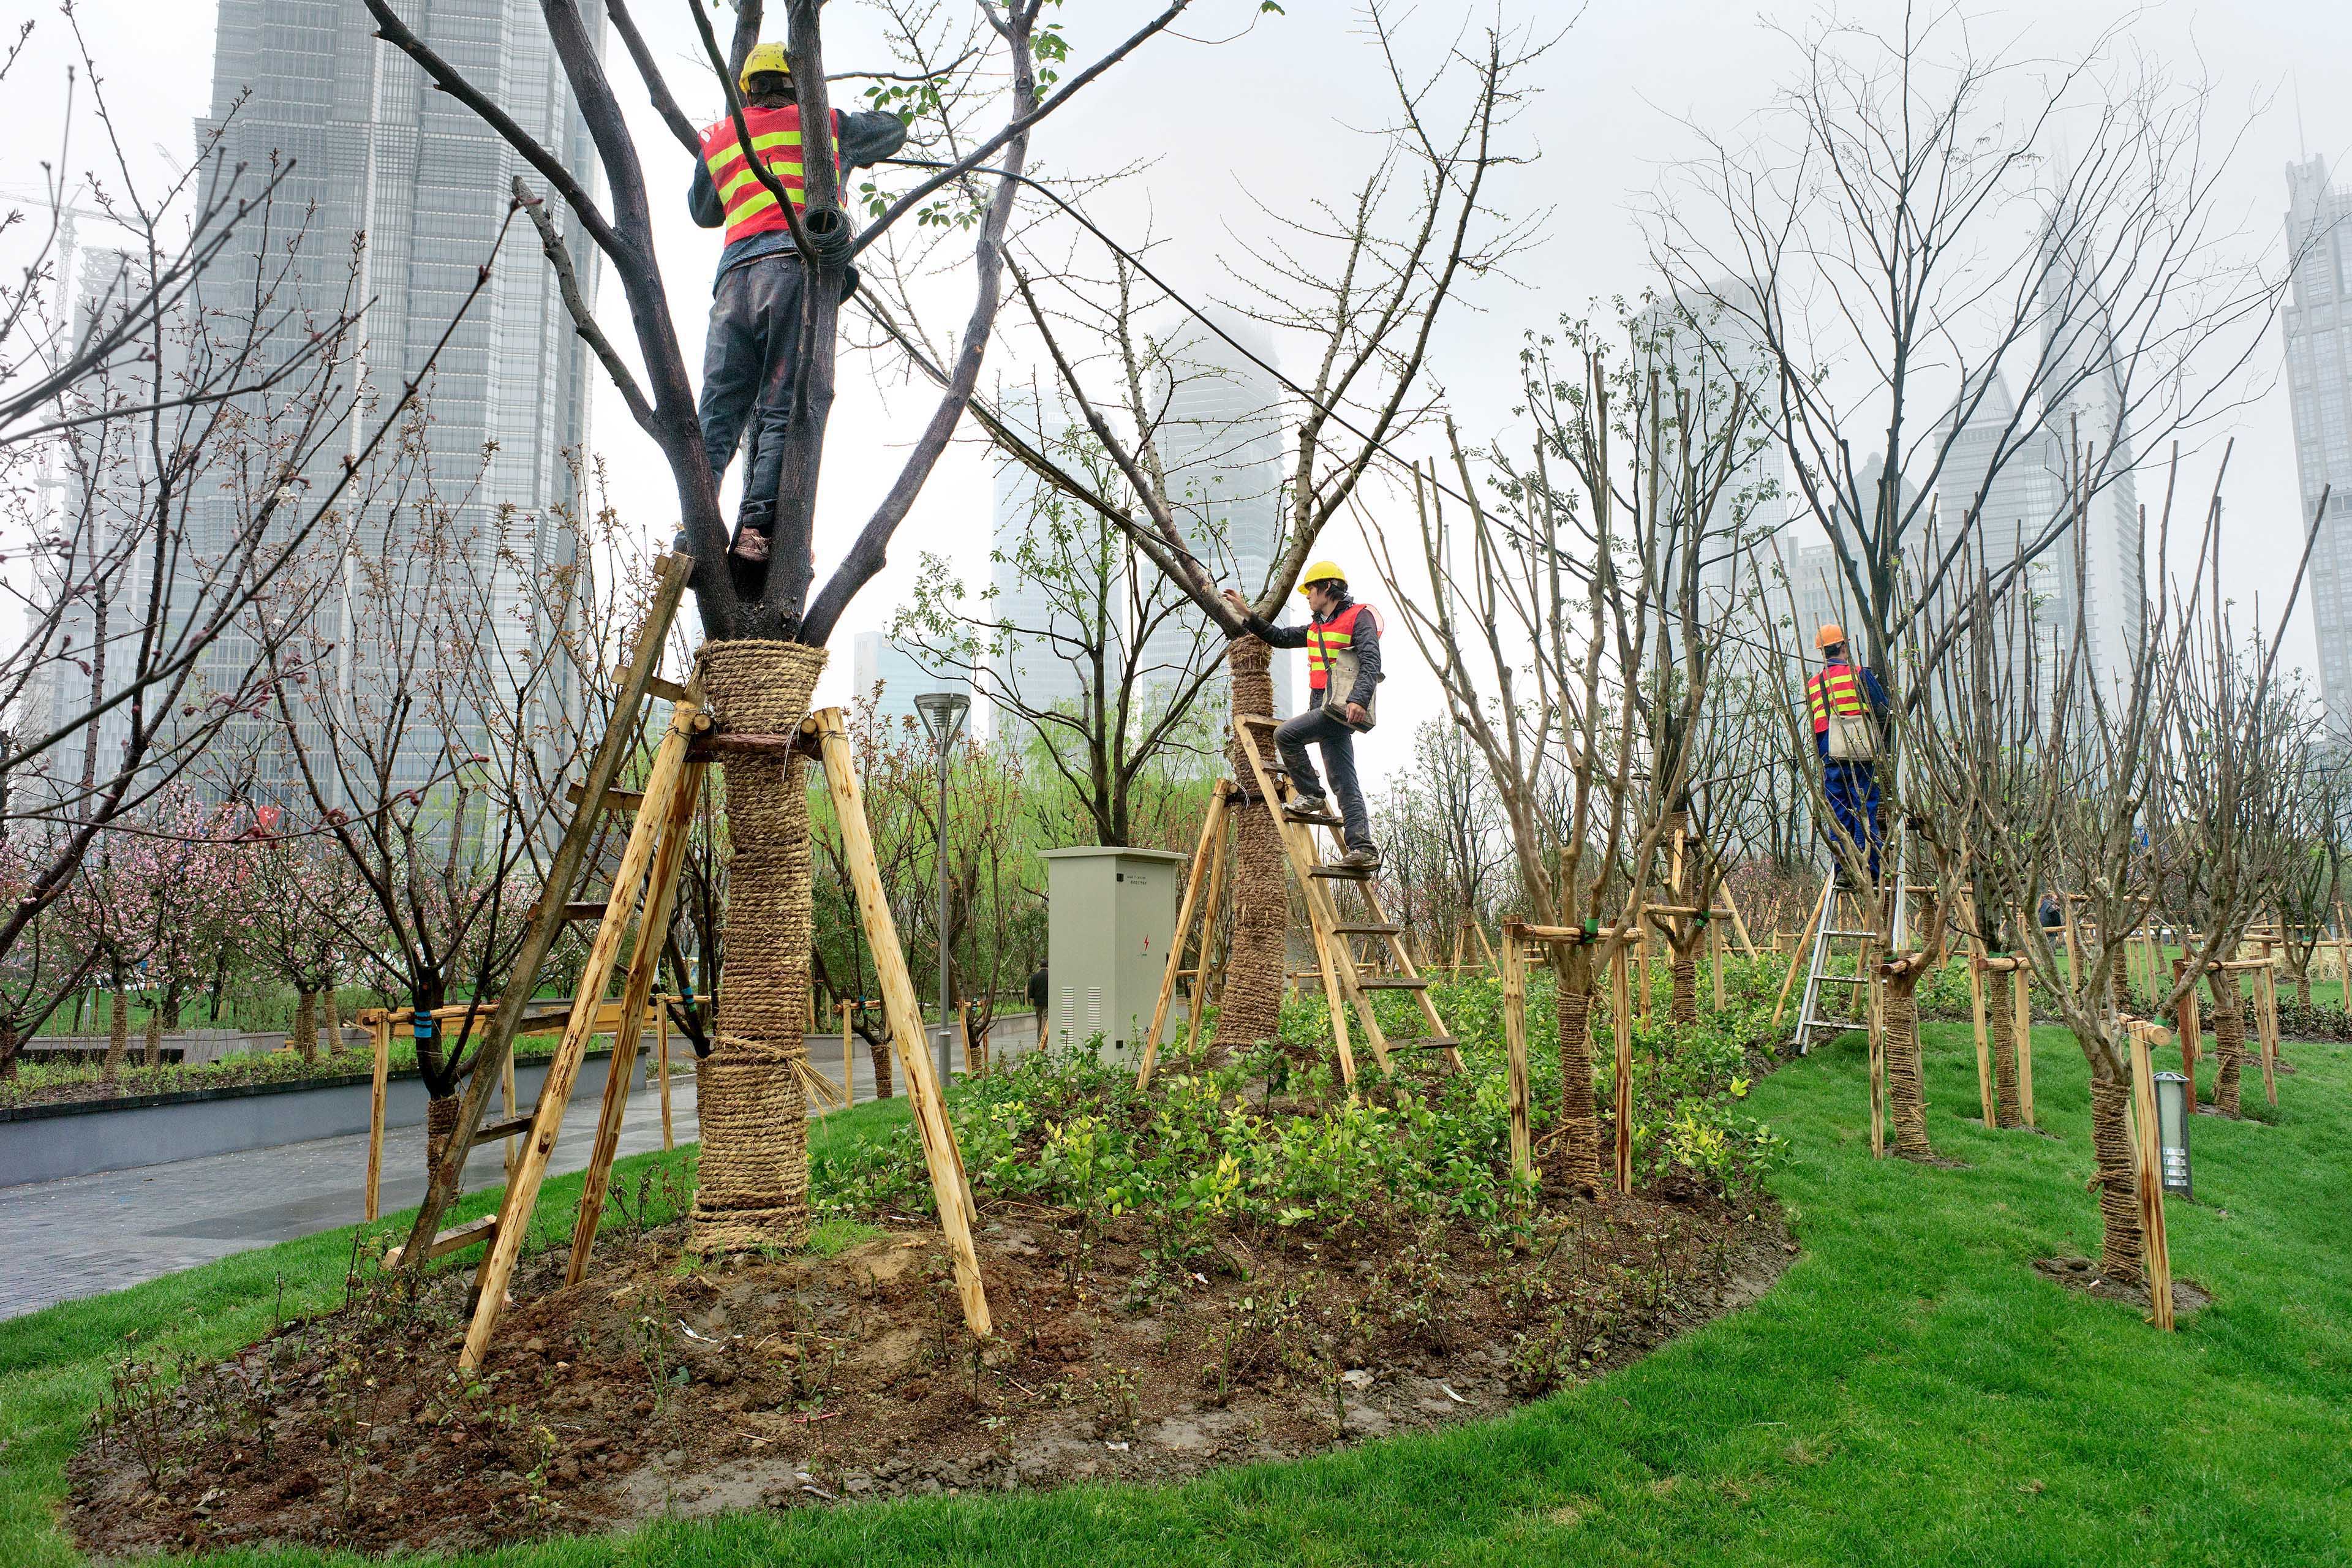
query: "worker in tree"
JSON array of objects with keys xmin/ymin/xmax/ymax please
[
  {"xmin": 1806, "ymin": 624, "xmax": 1890, "ymax": 883},
  {"xmin": 1224, "ymin": 563, "xmax": 1384, "ymax": 871},
  {"xmin": 691, "ymin": 42, "xmax": 906, "ymax": 564}
]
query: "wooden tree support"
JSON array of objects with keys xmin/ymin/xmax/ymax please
[
  {"xmin": 395, "ymin": 555, "xmax": 693, "ymax": 1278},
  {"xmin": 1610, "ymin": 938, "xmax": 1634, "ymax": 1194},
  {"xmin": 1140, "ymin": 716, "xmax": 1461, "ymax": 1093},
  {"xmin": 1967, "ymin": 956, "xmax": 1994, "ymax": 1127},
  {"xmin": 1499, "ymin": 922, "xmax": 1531, "ymax": 1178},
  {"xmin": 2127, "ymin": 1021, "xmax": 2175, "ymax": 1332},
  {"xmin": 808, "ymin": 707, "xmax": 992, "ymax": 1341},
  {"xmin": 458, "ymin": 677, "xmax": 707, "ymax": 1367}
]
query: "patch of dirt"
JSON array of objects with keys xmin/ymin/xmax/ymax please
[
  {"xmin": 67, "ymin": 1187, "xmax": 1789, "ymax": 1559},
  {"xmin": 2033, "ymin": 1255, "xmax": 2211, "ymax": 1316}
]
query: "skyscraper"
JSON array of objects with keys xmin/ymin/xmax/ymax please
[
  {"xmin": 192, "ymin": 0, "xmax": 600, "ymax": 809},
  {"xmin": 2283, "ymin": 156, "xmax": 2352, "ymax": 736}
]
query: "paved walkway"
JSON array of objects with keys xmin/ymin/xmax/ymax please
[{"xmin": 0, "ymin": 1014, "xmax": 1046, "ymax": 1322}]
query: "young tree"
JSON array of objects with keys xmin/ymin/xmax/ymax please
[
  {"xmin": 894, "ymin": 393, "xmax": 1223, "ymax": 849},
  {"xmin": 2002, "ymin": 463, "xmax": 2316, "ymax": 1279},
  {"xmin": 1654, "ymin": 8, "xmax": 2291, "ymax": 753},
  {"xmin": 991, "ymin": 6, "xmax": 1543, "ymax": 1059},
  {"xmin": 0, "ymin": 24, "xmax": 490, "ymax": 1079}
]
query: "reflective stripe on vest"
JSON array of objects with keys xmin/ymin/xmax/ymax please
[
  {"xmin": 1805, "ymin": 663, "xmax": 1868, "ymax": 733},
  {"xmin": 700, "ymin": 105, "xmax": 843, "ymax": 247},
  {"xmin": 1306, "ymin": 602, "xmax": 1371, "ymax": 692}
]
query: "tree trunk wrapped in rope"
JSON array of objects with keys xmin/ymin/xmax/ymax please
[
  {"xmin": 691, "ymin": 641, "xmax": 826, "ymax": 1254},
  {"xmin": 2087, "ymin": 1069, "xmax": 2143, "ymax": 1283},
  {"xmin": 1553, "ymin": 944, "xmax": 1603, "ymax": 1193},
  {"xmin": 1882, "ymin": 968, "xmax": 1932, "ymax": 1159},
  {"xmin": 1215, "ymin": 638, "xmax": 1286, "ymax": 1060},
  {"xmin": 1989, "ymin": 970, "xmax": 2024, "ymax": 1128},
  {"xmin": 869, "ymin": 1036, "xmax": 894, "ymax": 1099},
  {"xmin": 425, "ymin": 1094, "xmax": 461, "ymax": 1170},
  {"xmin": 2207, "ymin": 967, "xmax": 2244, "ymax": 1115},
  {"xmin": 1669, "ymin": 948, "xmax": 1699, "ymax": 1025}
]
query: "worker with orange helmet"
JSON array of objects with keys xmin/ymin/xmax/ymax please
[
  {"xmin": 1224, "ymin": 563, "xmax": 1384, "ymax": 870},
  {"xmin": 1806, "ymin": 623, "xmax": 1890, "ymax": 881},
  {"xmin": 690, "ymin": 42, "xmax": 907, "ymax": 566}
]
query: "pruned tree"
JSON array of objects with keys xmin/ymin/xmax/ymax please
[
  {"xmin": 1653, "ymin": 5, "xmax": 2294, "ymax": 761},
  {"xmin": 1996, "ymin": 460, "xmax": 2316, "ymax": 1280},
  {"xmin": 894, "ymin": 387, "xmax": 1222, "ymax": 849},
  {"xmin": 986, "ymin": 5, "xmax": 1545, "ymax": 1061}
]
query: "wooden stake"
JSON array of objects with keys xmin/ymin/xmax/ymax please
[
  {"xmin": 1868, "ymin": 941, "xmax": 1885, "ymax": 1159},
  {"xmin": 564, "ymin": 753, "xmax": 705, "ymax": 1288},
  {"xmin": 1472, "ymin": 921, "xmax": 1499, "ymax": 973},
  {"xmin": 364, "ymin": 1012, "xmax": 391, "ymax": 1223},
  {"xmin": 2128, "ymin": 1022, "xmax": 2174, "ymax": 1332},
  {"xmin": 460, "ymin": 692, "xmax": 699, "ymax": 1368},
  {"xmin": 399, "ymin": 554, "xmax": 693, "ymax": 1276},
  {"xmin": 500, "ymin": 1050, "xmax": 518, "ymax": 1182},
  {"xmin": 1710, "ymin": 914, "xmax": 1726, "ymax": 1011},
  {"xmin": 1967, "ymin": 956, "xmax": 1993, "ymax": 1127},
  {"xmin": 1612, "ymin": 941, "xmax": 1634, "ymax": 1195},
  {"xmin": 839, "ymin": 999, "xmax": 856, "ymax": 1107},
  {"xmin": 811, "ymin": 708, "xmax": 992, "ymax": 1340},
  {"xmin": 2258, "ymin": 961, "xmax": 2279, "ymax": 1108},
  {"xmin": 1500, "ymin": 923, "xmax": 1530, "ymax": 1179},
  {"xmin": 1716, "ymin": 875, "xmax": 1761, "ymax": 959},
  {"xmin": 656, "ymin": 998, "xmax": 674, "ymax": 1149},
  {"xmin": 1771, "ymin": 881, "xmax": 1827, "ymax": 1028},
  {"xmin": 1135, "ymin": 784, "xmax": 1227, "ymax": 1088},
  {"xmin": 2013, "ymin": 967, "xmax": 2035, "ymax": 1128},
  {"xmin": 1182, "ymin": 824, "xmax": 1231, "ymax": 1065}
]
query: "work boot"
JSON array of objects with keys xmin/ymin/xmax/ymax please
[
  {"xmin": 1283, "ymin": 796, "xmax": 1340, "ymax": 826},
  {"xmin": 1335, "ymin": 845, "xmax": 1382, "ymax": 872},
  {"xmin": 731, "ymin": 528, "xmax": 772, "ymax": 564}
]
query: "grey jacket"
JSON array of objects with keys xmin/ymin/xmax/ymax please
[
  {"xmin": 690, "ymin": 108, "xmax": 907, "ymax": 283},
  {"xmin": 1245, "ymin": 595, "xmax": 1383, "ymax": 709}
]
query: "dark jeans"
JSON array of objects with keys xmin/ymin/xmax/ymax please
[
  {"xmin": 698, "ymin": 254, "xmax": 827, "ymax": 531},
  {"xmin": 1276, "ymin": 705, "xmax": 1373, "ymax": 852},
  {"xmin": 1824, "ymin": 760, "xmax": 1882, "ymax": 880}
]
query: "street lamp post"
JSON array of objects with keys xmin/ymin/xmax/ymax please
[{"xmin": 914, "ymin": 690, "xmax": 970, "ymax": 1091}]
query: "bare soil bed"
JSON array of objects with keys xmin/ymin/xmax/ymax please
[{"xmin": 69, "ymin": 1180, "xmax": 1789, "ymax": 1559}]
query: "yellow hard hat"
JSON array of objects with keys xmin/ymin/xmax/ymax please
[
  {"xmin": 739, "ymin": 41, "xmax": 793, "ymax": 91},
  {"xmin": 1298, "ymin": 560, "xmax": 1347, "ymax": 596}
]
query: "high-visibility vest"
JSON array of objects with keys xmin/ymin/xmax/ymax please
[
  {"xmin": 1804, "ymin": 662, "xmax": 1869, "ymax": 733},
  {"xmin": 1306, "ymin": 601, "xmax": 1373, "ymax": 692},
  {"xmin": 699, "ymin": 105, "xmax": 843, "ymax": 246}
]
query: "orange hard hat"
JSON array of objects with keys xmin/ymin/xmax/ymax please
[{"xmin": 1815, "ymin": 623, "xmax": 1846, "ymax": 651}]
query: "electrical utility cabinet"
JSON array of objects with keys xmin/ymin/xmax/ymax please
[{"xmin": 1039, "ymin": 846, "xmax": 1188, "ymax": 1065}]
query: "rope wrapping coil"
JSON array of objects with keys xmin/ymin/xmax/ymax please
[
  {"xmin": 1215, "ymin": 637, "xmax": 1285, "ymax": 1061},
  {"xmin": 690, "ymin": 640, "xmax": 825, "ymax": 1255},
  {"xmin": 2207, "ymin": 967, "xmax": 2244, "ymax": 1117}
]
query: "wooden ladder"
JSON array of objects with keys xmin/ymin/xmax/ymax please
[{"xmin": 1224, "ymin": 713, "xmax": 1460, "ymax": 1086}]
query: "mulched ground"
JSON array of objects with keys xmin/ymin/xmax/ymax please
[
  {"xmin": 2034, "ymin": 1255, "xmax": 2211, "ymax": 1316},
  {"xmin": 68, "ymin": 1180, "xmax": 1790, "ymax": 1558}
]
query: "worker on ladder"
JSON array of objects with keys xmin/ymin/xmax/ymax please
[
  {"xmin": 1806, "ymin": 624, "xmax": 1890, "ymax": 883},
  {"xmin": 690, "ymin": 42, "xmax": 906, "ymax": 565},
  {"xmin": 1223, "ymin": 563, "xmax": 1384, "ymax": 871}
]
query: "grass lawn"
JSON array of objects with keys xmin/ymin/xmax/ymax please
[{"xmin": 5, "ymin": 1024, "xmax": 2350, "ymax": 1566}]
